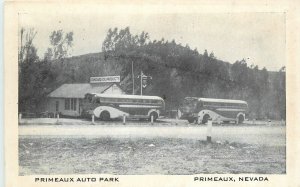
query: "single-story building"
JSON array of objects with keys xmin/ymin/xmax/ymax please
[{"xmin": 47, "ymin": 83, "xmax": 125, "ymax": 117}]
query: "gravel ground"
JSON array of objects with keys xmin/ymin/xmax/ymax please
[
  {"xmin": 19, "ymin": 119, "xmax": 286, "ymax": 175},
  {"xmin": 19, "ymin": 137, "xmax": 286, "ymax": 175}
]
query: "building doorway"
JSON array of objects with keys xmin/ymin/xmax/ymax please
[{"xmin": 55, "ymin": 101, "xmax": 59, "ymax": 112}]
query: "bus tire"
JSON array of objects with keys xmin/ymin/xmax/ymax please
[
  {"xmin": 202, "ymin": 114, "xmax": 210, "ymax": 124},
  {"xmin": 100, "ymin": 111, "xmax": 110, "ymax": 121},
  {"xmin": 237, "ymin": 115, "xmax": 244, "ymax": 124},
  {"xmin": 187, "ymin": 118, "xmax": 195, "ymax": 123},
  {"xmin": 149, "ymin": 112, "xmax": 158, "ymax": 121}
]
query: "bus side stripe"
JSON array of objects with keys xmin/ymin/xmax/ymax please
[
  {"xmin": 216, "ymin": 108, "xmax": 246, "ymax": 112},
  {"xmin": 119, "ymin": 105, "xmax": 161, "ymax": 108}
]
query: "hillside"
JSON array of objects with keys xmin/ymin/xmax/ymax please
[{"xmin": 18, "ymin": 27, "xmax": 286, "ymax": 120}]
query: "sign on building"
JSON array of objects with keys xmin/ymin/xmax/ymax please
[{"xmin": 90, "ymin": 76, "xmax": 120, "ymax": 83}]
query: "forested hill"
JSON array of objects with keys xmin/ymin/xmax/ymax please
[{"xmin": 18, "ymin": 27, "xmax": 286, "ymax": 120}]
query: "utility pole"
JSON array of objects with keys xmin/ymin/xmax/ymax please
[
  {"xmin": 137, "ymin": 71, "xmax": 152, "ymax": 96},
  {"xmin": 132, "ymin": 61, "xmax": 134, "ymax": 95},
  {"xmin": 140, "ymin": 71, "xmax": 143, "ymax": 95}
]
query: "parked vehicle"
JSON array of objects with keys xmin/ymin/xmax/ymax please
[
  {"xmin": 178, "ymin": 97, "xmax": 248, "ymax": 124},
  {"xmin": 81, "ymin": 93, "xmax": 165, "ymax": 121}
]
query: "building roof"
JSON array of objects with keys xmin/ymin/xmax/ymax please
[{"xmin": 48, "ymin": 83, "xmax": 122, "ymax": 98}]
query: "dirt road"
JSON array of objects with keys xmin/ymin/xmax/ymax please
[{"xmin": 19, "ymin": 121, "xmax": 285, "ymax": 146}]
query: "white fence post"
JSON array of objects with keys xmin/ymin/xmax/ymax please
[
  {"xmin": 175, "ymin": 114, "xmax": 178, "ymax": 125},
  {"xmin": 151, "ymin": 115, "xmax": 154, "ymax": 125},
  {"xmin": 92, "ymin": 114, "xmax": 95, "ymax": 125},
  {"xmin": 123, "ymin": 114, "xmax": 126, "ymax": 125},
  {"xmin": 217, "ymin": 117, "xmax": 221, "ymax": 125},
  {"xmin": 207, "ymin": 119, "xmax": 212, "ymax": 143},
  {"xmin": 56, "ymin": 113, "xmax": 60, "ymax": 125},
  {"xmin": 19, "ymin": 113, "xmax": 22, "ymax": 122},
  {"xmin": 268, "ymin": 119, "xmax": 271, "ymax": 126}
]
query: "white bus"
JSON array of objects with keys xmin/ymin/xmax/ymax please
[
  {"xmin": 82, "ymin": 93, "xmax": 165, "ymax": 121},
  {"xmin": 178, "ymin": 97, "xmax": 248, "ymax": 124}
]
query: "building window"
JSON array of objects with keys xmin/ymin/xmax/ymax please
[
  {"xmin": 71, "ymin": 98, "xmax": 76, "ymax": 111},
  {"xmin": 65, "ymin": 99, "xmax": 70, "ymax": 110},
  {"xmin": 65, "ymin": 98, "xmax": 77, "ymax": 111}
]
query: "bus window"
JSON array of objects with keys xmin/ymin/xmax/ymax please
[
  {"xmin": 87, "ymin": 96, "xmax": 92, "ymax": 103},
  {"xmin": 196, "ymin": 102, "xmax": 203, "ymax": 110},
  {"xmin": 183, "ymin": 98, "xmax": 197, "ymax": 108},
  {"xmin": 107, "ymin": 98, "xmax": 113, "ymax": 103}
]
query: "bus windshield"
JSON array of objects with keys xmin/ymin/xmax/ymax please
[{"xmin": 182, "ymin": 97, "xmax": 198, "ymax": 108}]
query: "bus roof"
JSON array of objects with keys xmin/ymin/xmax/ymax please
[
  {"xmin": 198, "ymin": 98, "xmax": 247, "ymax": 104},
  {"xmin": 87, "ymin": 93, "xmax": 164, "ymax": 101}
]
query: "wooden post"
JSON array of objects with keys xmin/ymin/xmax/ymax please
[
  {"xmin": 123, "ymin": 114, "xmax": 126, "ymax": 125},
  {"xmin": 151, "ymin": 115, "xmax": 154, "ymax": 125},
  {"xmin": 92, "ymin": 114, "xmax": 95, "ymax": 125},
  {"xmin": 19, "ymin": 113, "xmax": 22, "ymax": 122},
  {"xmin": 207, "ymin": 119, "xmax": 212, "ymax": 143}
]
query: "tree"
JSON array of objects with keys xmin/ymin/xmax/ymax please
[
  {"xmin": 209, "ymin": 51, "xmax": 215, "ymax": 59},
  {"xmin": 272, "ymin": 66, "xmax": 286, "ymax": 119},
  {"xmin": 102, "ymin": 27, "xmax": 150, "ymax": 54},
  {"xmin": 19, "ymin": 60, "xmax": 55, "ymax": 112},
  {"xmin": 44, "ymin": 30, "xmax": 74, "ymax": 61},
  {"xmin": 203, "ymin": 49, "xmax": 208, "ymax": 57},
  {"xmin": 18, "ymin": 27, "xmax": 39, "ymax": 64},
  {"xmin": 231, "ymin": 59, "xmax": 248, "ymax": 86}
]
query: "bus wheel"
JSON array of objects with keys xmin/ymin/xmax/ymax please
[
  {"xmin": 187, "ymin": 118, "xmax": 195, "ymax": 123},
  {"xmin": 202, "ymin": 114, "xmax": 210, "ymax": 124},
  {"xmin": 149, "ymin": 112, "xmax": 158, "ymax": 121},
  {"xmin": 237, "ymin": 115, "xmax": 244, "ymax": 124},
  {"xmin": 100, "ymin": 111, "xmax": 110, "ymax": 121}
]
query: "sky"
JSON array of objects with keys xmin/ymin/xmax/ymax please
[{"xmin": 19, "ymin": 12, "xmax": 286, "ymax": 71}]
